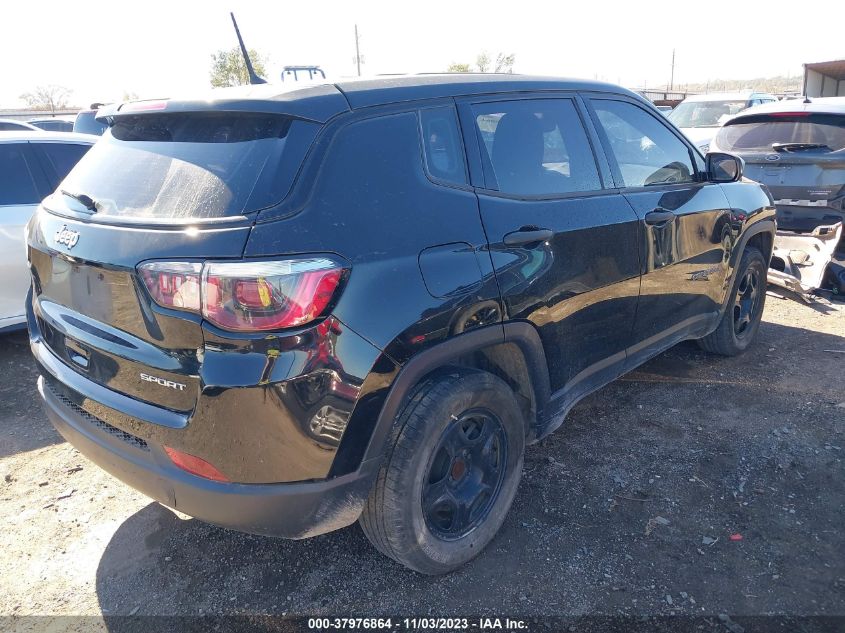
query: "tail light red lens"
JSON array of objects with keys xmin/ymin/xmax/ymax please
[
  {"xmin": 138, "ymin": 257, "xmax": 347, "ymax": 332},
  {"xmin": 203, "ymin": 259, "xmax": 344, "ymax": 331},
  {"xmin": 138, "ymin": 262, "xmax": 202, "ymax": 311}
]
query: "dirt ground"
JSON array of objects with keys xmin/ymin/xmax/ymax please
[{"xmin": 1, "ymin": 292, "xmax": 844, "ymax": 629}]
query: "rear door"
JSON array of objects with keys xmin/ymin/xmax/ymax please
[
  {"xmin": 459, "ymin": 94, "xmax": 641, "ymax": 401},
  {"xmin": 30, "ymin": 141, "xmax": 92, "ymax": 191},
  {"xmin": 0, "ymin": 142, "xmax": 47, "ymax": 324},
  {"xmin": 585, "ymin": 96, "xmax": 733, "ymax": 366}
]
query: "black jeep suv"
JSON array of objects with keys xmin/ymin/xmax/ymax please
[{"xmin": 27, "ymin": 75, "xmax": 775, "ymax": 574}]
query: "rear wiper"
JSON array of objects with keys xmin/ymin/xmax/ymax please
[
  {"xmin": 772, "ymin": 142, "xmax": 831, "ymax": 152},
  {"xmin": 60, "ymin": 189, "xmax": 98, "ymax": 213}
]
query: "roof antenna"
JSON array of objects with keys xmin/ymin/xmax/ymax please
[{"xmin": 230, "ymin": 12, "xmax": 266, "ymax": 85}]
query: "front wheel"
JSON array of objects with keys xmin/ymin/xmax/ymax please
[
  {"xmin": 359, "ymin": 368, "xmax": 525, "ymax": 574},
  {"xmin": 698, "ymin": 246, "xmax": 767, "ymax": 356}
]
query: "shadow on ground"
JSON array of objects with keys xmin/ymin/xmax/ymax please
[{"xmin": 0, "ymin": 330, "xmax": 63, "ymax": 458}]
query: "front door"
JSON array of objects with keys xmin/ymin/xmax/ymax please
[
  {"xmin": 586, "ymin": 96, "xmax": 733, "ymax": 367},
  {"xmin": 0, "ymin": 142, "xmax": 44, "ymax": 325}
]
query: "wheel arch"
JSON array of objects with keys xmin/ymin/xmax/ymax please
[{"xmin": 361, "ymin": 322, "xmax": 551, "ymax": 464}]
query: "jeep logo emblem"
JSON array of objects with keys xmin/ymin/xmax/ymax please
[{"xmin": 55, "ymin": 225, "xmax": 80, "ymax": 249}]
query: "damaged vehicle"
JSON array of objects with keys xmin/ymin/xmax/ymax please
[
  {"xmin": 711, "ymin": 97, "xmax": 845, "ymax": 294},
  {"xmin": 27, "ymin": 75, "xmax": 775, "ymax": 574}
]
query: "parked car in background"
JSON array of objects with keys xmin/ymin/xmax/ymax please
[
  {"xmin": 669, "ymin": 90, "xmax": 778, "ymax": 153},
  {"xmin": 73, "ymin": 105, "xmax": 108, "ymax": 135},
  {"xmin": 655, "ymin": 105, "xmax": 673, "ymax": 115},
  {"xmin": 27, "ymin": 76, "xmax": 775, "ymax": 574},
  {"xmin": 29, "ymin": 117, "xmax": 75, "ymax": 133},
  {"xmin": 0, "ymin": 119, "xmax": 42, "ymax": 132},
  {"xmin": 0, "ymin": 132, "xmax": 96, "ymax": 331},
  {"xmin": 711, "ymin": 97, "xmax": 845, "ymax": 240}
]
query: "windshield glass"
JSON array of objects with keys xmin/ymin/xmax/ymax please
[
  {"xmin": 668, "ymin": 100, "xmax": 748, "ymax": 128},
  {"xmin": 715, "ymin": 113, "xmax": 845, "ymax": 152},
  {"xmin": 56, "ymin": 112, "xmax": 319, "ymax": 221},
  {"xmin": 73, "ymin": 112, "xmax": 108, "ymax": 135}
]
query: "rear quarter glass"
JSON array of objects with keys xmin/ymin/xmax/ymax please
[{"xmin": 54, "ymin": 113, "xmax": 320, "ymax": 222}]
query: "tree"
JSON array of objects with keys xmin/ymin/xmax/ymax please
[
  {"xmin": 19, "ymin": 85, "xmax": 72, "ymax": 113},
  {"xmin": 493, "ymin": 53, "xmax": 516, "ymax": 73},
  {"xmin": 447, "ymin": 62, "xmax": 471, "ymax": 73},
  {"xmin": 209, "ymin": 47, "xmax": 268, "ymax": 88},
  {"xmin": 476, "ymin": 52, "xmax": 491, "ymax": 73},
  {"xmin": 446, "ymin": 52, "xmax": 516, "ymax": 74}
]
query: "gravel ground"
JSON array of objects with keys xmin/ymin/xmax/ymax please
[{"xmin": 1, "ymin": 293, "xmax": 844, "ymax": 629}]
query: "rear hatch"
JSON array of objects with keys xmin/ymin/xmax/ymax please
[
  {"xmin": 28, "ymin": 107, "xmax": 323, "ymax": 412},
  {"xmin": 715, "ymin": 111, "xmax": 845, "ymax": 227}
]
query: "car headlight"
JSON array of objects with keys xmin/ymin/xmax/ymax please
[{"xmin": 699, "ymin": 143, "xmax": 710, "ymax": 153}]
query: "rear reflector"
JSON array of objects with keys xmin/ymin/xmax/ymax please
[
  {"xmin": 138, "ymin": 257, "xmax": 347, "ymax": 332},
  {"xmin": 164, "ymin": 446, "xmax": 230, "ymax": 482}
]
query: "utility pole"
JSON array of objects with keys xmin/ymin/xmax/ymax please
[
  {"xmin": 354, "ymin": 24, "xmax": 362, "ymax": 77},
  {"xmin": 669, "ymin": 48, "xmax": 675, "ymax": 91}
]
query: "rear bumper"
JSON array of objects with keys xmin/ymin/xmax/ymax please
[
  {"xmin": 38, "ymin": 371, "xmax": 380, "ymax": 539},
  {"xmin": 775, "ymin": 204, "xmax": 845, "ymax": 234}
]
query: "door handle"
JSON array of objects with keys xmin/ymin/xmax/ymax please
[
  {"xmin": 503, "ymin": 228, "xmax": 554, "ymax": 246},
  {"xmin": 644, "ymin": 209, "xmax": 676, "ymax": 226}
]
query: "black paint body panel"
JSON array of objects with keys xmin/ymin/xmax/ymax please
[{"xmin": 26, "ymin": 76, "xmax": 776, "ymax": 538}]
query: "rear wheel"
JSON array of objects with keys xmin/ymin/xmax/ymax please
[
  {"xmin": 698, "ymin": 246, "xmax": 767, "ymax": 356},
  {"xmin": 359, "ymin": 368, "xmax": 525, "ymax": 575}
]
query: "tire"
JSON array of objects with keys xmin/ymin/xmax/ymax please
[
  {"xmin": 698, "ymin": 246, "xmax": 767, "ymax": 356},
  {"xmin": 359, "ymin": 368, "xmax": 525, "ymax": 575}
]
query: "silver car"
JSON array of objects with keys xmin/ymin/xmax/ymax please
[
  {"xmin": 0, "ymin": 132, "xmax": 97, "ymax": 331},
  {"xmin": 710, "ymin": 97, "xmax": 845, "ymax": 235}
]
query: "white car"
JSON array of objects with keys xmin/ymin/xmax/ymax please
[
  {"xmin": 0, "ymin": 132, "xmax": 97, "ymax": 332},
  {"xmin": 668, "ymin": 90, "xmax": 777, "ymax": 153}
]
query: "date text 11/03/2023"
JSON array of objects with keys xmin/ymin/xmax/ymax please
[{"xmin": 307, "ymin": 618, "xmax": 529, "ymax": 630}]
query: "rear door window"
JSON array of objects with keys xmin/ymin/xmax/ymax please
[
  {"xmin": 56, "ymin": 113, "xmax": 320, "ymax": 222},
  {"xmin": 471, "ymin": 98, "xmax": 601, "ymax": 195},
  {"xmin": 591, "ymin": 99, "xmax": 696, "ymax": 188},
  {"xmin": 715, "ymin": 113, "xmax": 845, "ymax": 152},
  {"xmin": 33, "ymin": 142, "xmax": 92, "ymax": 188},
  {"xmin": 0, "ymin": 144, "xmax": 40, "ymax": 206}
]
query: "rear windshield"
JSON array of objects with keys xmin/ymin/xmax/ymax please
[
  {"xmin": 715, "ymin": 113, "xmax": 845, "ymax": 152},
  {"xmin": 668, "ymin": 100, "xmax": 748, "ymax": 128},
  {"xmin": 73, "ymin": 111, "xmax": 108, "ymax": 135},
  {"xmin": 57, "ymin": 112, "xmax": 319, "ymax": 221}
]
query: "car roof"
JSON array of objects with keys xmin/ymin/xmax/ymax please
[
  {"xmin": 729, "ymin": 97, "xmax": 845, "ymax": 120},
  {"xmin": 28, "ymin": 116, "xmax": 76, "ymax": 123},
  {"xmin": 0, "ymin": 131, "xmax": 99, "ymax": 144},
  {"xmin": 333, "ymin": 74, "xmax": 639, "ymax": 108},
  {"xmin": 682, "ymin": 90, "xmax": 771, "ymax": 103},
  {"xmin": 0, "ymin": 118, "xmax": 41, "ymax": 129},
  {"xmin": 103, "ymin": 75, "xmax": 644, "ymax": 124}
]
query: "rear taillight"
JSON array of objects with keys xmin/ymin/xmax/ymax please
[
  {"xmin": 138, "ymin": 257, "xmax": 347, "ymax": 332},
  {"xmin": 138, "ymin": 262, "xmax": 202, "ymax": 311}
]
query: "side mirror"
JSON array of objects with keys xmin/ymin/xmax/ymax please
[{"xmin": 706, "ymin": 152, "xmax": 744, "ymax": 183}]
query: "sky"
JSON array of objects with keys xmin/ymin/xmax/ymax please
[{"xmin": 2, "ymin": 0, "xmax": 842, "ymax": 109}]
